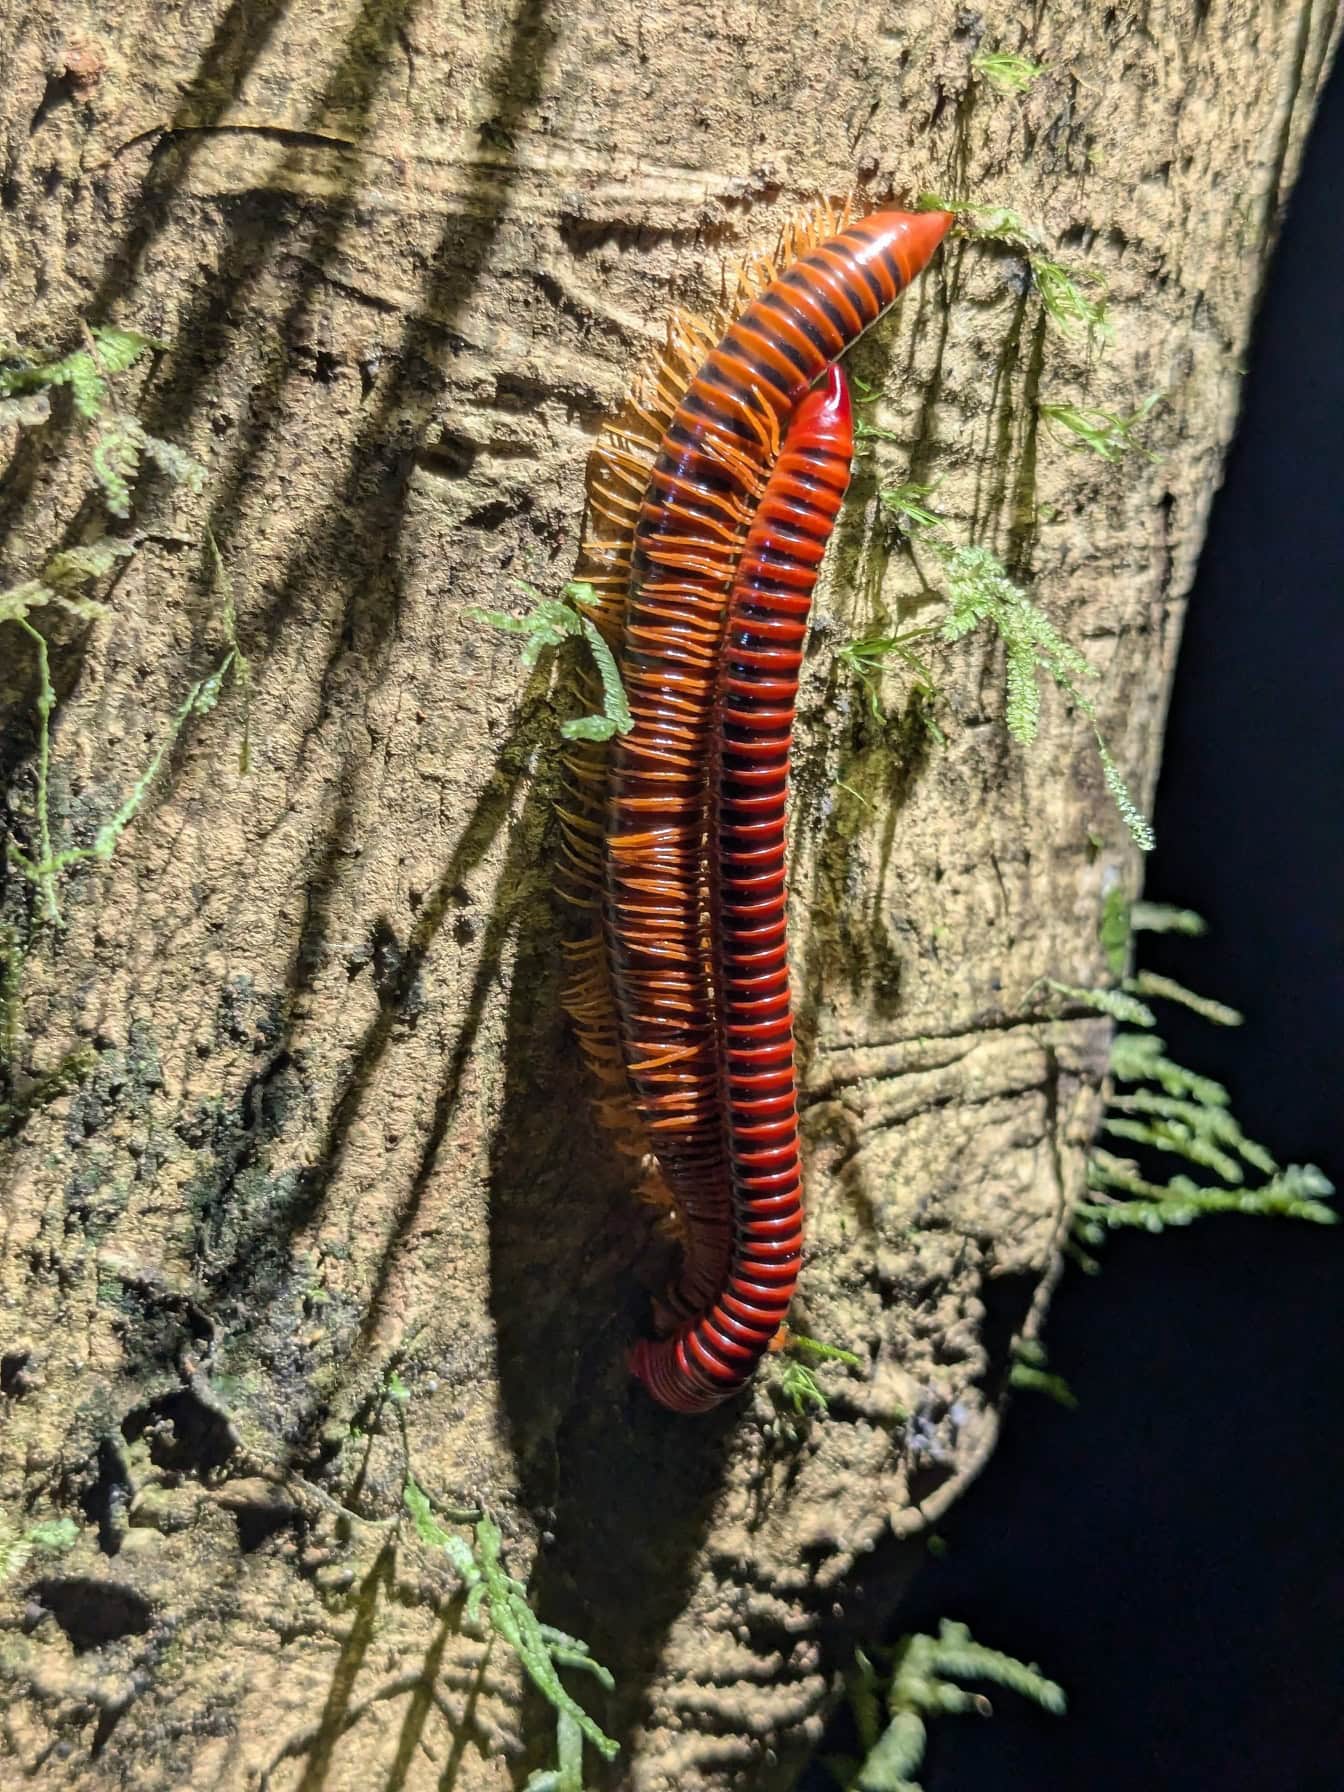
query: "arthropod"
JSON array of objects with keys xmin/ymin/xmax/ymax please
[{"xmin": 561, "ymin": 204, "xmax": 951, "ymax": 1412}]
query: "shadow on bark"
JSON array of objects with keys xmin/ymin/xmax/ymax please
[{"xmin": 482, "ymin": 801, "xmax": 740, "ymax": 1765}]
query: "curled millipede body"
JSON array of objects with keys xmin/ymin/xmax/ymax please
[
  {"xmin": 629, "ymin": 366, "xmax": 854, "ymax": 1412},
  {"xmin": 560, "ymin": 204, "xmax": 951, "ymax": 1412},
  {"xmin": 607, "ymin": 210, "xmax": 951, "ymax": 1319}
]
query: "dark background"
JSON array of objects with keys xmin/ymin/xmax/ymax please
[{"xmin": 812, "ymin": 47, "xmax": 1344, "ymax": 1792}]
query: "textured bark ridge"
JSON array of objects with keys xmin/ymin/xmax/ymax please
[{"xmin": 0, "ymin": 4, "xmax": 1335, "ymax": 1788}]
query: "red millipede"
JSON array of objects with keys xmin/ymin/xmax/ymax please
[
  {"xmin": 629, "ymin": 365, "xmax": 854, "ymax": 1412},
  {"xmin": 563, "ymin": 204, "xmax": 951, "ymax": 1412}
]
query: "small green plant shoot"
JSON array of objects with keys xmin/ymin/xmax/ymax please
[
  {"xmin": 917, "ymin": 197, "xmax": 1111, "ymax": 343},
  {"xmin": 1129, "ymin": 900, "xmax": 1208, "ymax": 937},
  {"xmin": 2, "ymin": 326, "xmax": 237, "ymax": 929},
  {"xmin": 838, "ymin": 629, "xmax": 944, "ymax": 730},
  {"xmin": 1042, "ymin": 979, "xmax": 1157, "ymax": 1028},
  {"xmin": 1030, "ymin": 258, "xmax": 1110, "ymax": 341},
  {"xmin": 0, "ymin": 1514, "xmax": 79, "ymax": 1586},
  {"xmin": 1039, "ymin": 395, "xmax": 1160, "ymax": 462},
  {"xmin": 404, "ymin": 1478, "xmax": 618, "ymax": 1790},
  {"xmin": 1009, "ymin": 1339, "xmax": 1077, "ymax": 1409},
  {"xmin": 916, "ymin": 197, "xmax": 1040, "ymax": 252},
  {"xmin": 932, "ymin": 543, "xmax": 1154, "ymax": 849},
  {"xmin": 770, "ymin": 1332, "xmax": 862, "ymax": 1437},
  {"xmin": 878, "ymin": 480, "xmax": 944, "ymax": 534},
  {"xmin": 971, "ymin": 49, "xmax": 1044, "ymax": 95},
  {"xmin": 776, "ymin": 1359, "xmax": 828, "ymax": 1420},
  {"xmin": 1, "ymin": 324, "xmax": 159, "ymax": 420},
  {"xmin": 470, "ymin": 580, "xmax": 633, "ymax": 742},
  {"xmin": 824, "ymin": 1622, "xmax": 1065, "ymax": 1791},
  {"xmin": 1049, "ymin": 905, "xmax": 1337, "ymax": 1262},
  {"xmin": 1100, "ymin": 894, "xmax": 1209, "ymax": 976}
]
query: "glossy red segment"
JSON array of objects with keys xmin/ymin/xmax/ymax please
[
  {"xmin": 610, "ymin": 209, "xmax": 950, "ymax": 1412},
  {"xmin": 630, "ymin": 368, "xmax": 856, "ymax": 1412}
]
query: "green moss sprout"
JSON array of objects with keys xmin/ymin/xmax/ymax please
[
  {"xmin": 824, "ymin": 1622, "xmax": 1064, "ymax": 1791},
  {"xmin": 931, "ymin": 543, "xmax": 1153, "ymax": 848},
  {"xmin": 1124, "ymin": 970, "xmax": 1241, "ymax": 1028},
  {"xmin": 403, "ymin": 1478, "xmax": 618, "ymax": 1789},
  {"xmin": 1051, "ymin": 911, "xmax": 1336, "ymax": 1262},
  {"xmin": 1030, "ymin": 259, "xmax": 1111, "ymax": 341},
  {"xmin": 1008, "ymin": 1339, "xmax": 1077, "ymax": 1409},
  {"xmin": 1130, "ymin": 900, "xmax": 1208, "ymax": 936},
  {"xmin": 787, "ymin": 1332, "xmax": 862, "ymax": 1369},
  {"xmin": 916, "ymin": 197, "xmax": 1041, "ymax": 253},
  {"xmin": 1041, "ymin": 979, "xmax": 1157, "ymax": 1028},
  {"xmin": 0, "ymin": 1514, "xmax": 79, "ymax": 1586},
  {"xmin": 0, "ymin": 323, "xmax": 161, "ymax": 419},
  {"xmin": 1038, "ymin": 395, "xmax": 1160, "ymax": 462},
  {"xmin": 2, "ymin": 321, "xmax": 248, "ymax": 1157},
  {"xmin": 878, "ymin": 480, "xmax": 944, "ymax": 534},
  {"xmin": 971, "ymin": 50, "xmax": 1045, "ymax": 95},
  {"xmin": 776, "ymin": 1360, "xmax": 829, "ymax": 1420},
  {"xmin": 470, "ymin": 580, "xmax": 633, "ymax": 742},
  {"xmin": 769, "ymin": 1332, "xmax": 863, "ymax": 1436},
  {"xmin": 3, "ymin": 324, "xmax": 242, "ymax": 921},
  {"xmin": 838, "ymin": 629, "xmax": 944, "ymax": 730},
  {"xmin": 917, "ymin": 197, "xmax": 1111, "ymax": 344},
  {"xmin": 7, "ymin": 637, "xmax": 238, "ymax": 926}
]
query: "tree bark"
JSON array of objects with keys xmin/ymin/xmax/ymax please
[{"xmin": 0, "ymin": 2, "xmax": 1335, "ymax": 1787}]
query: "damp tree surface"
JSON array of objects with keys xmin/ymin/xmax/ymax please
[{"xmin": 0, "ymin": 4, "xmax": 1335, "ymax": 1789}]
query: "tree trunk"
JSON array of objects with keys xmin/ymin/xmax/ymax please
[{"xmin": 0, "ymin": 3, "xmax": 1334, "ymax": 1787}]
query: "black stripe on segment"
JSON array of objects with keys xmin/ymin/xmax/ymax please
[
  {"xmin": 798, "ymin": 252, "xmax": 869, "ymax": 332},
  {"xmin": 794, "ymin": 443, "xmax": 850, "ymax": 475},
  {"xmin": 753, "ymin": 542, "xmax": 813, "ymax": 573},
  {"xmin": 733, "ymin": 322, "xmax": 812, "ymax": 390},
  {"xmin": 758, "ymin": 288, "xmax": 831, "ymax": 359},
  {"xmin": 826, "ymin": 239, "xmax": 886, "ymax": 311},
  {"xmin": 874, "ymin": 243, "xmax": 908, "ymax": 300},
  {"xmin": 662, "ymin": 418, "xmax": 745, "ymax": 493},
  {"xmin": 734, "ymin": 311, "xmax": 813, "ymax": 380},
  {"xmin": 780, "ymin": 269, "xmax": 849, "ymax": 344},
  {"xmin": 678, "ymin": 384, "xmax": 760, "ymax": 448},
  {"xmin": 702, "ymin": 353, "xmax": 792, "ymax": 407},
  {"xmin": 842, "ymin": 216, "xmax": 883, "ymax": 246},
  {"xmin": 776, "ymin": 466, "xmax": 826, "ymax": 494}
]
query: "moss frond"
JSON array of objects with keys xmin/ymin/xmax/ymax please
[
  {"xmin": 776, "ymin": 1360, "xmax": 829, "ymax": 1419},
  {"xmin": 1129, "ymin": 901, "xmax": 1207, "ymax": 937},
  {"xmin": 1093, "ymin": 734, "xmax": 1155, "ymax": 852},
  {"xmin": 404, "ymin": 1478, "xmax": 619, "ymax": 1780},
  {"xmin": 878, "ymin": 480, "xmax": 944, "ymax": 533},
  {"xmin": 470, "ymin": 578, "xmax": 633, "ymax": 742},
  {"xmin": 1099, "ymin": 886, "xmax": 1132, "ymax": 976},
  {"xmin": 912, "ymin": 200, "xmax": 1108, "ymax": 343},
  {"xmin": 1071, "ymin": 923, "xmax": 1336, "ymax": 1250},
  {"xmin": 1043, "ymin": 978, "xmax": 1157, "ymax": 1028},
  {"xmin": 971, "ymin": 49, "xmax": 1045, "ymax": 94},
  {"xmin": 837, "ymin": 628, "xmax": 943, "ymax": 727},
  {"xmin": 828, "ymin": 1621, "xmax": 1064, "ymax": 1790},
  {"xmin": 1009, "ymin": 1339, "xmax": 1078, "ymax": 1408},
  {"xmin": 916, "ymin": 196, "xmax": 1042, "ymax": 252},
  {"xmin": 0, "ymin": 1513, "xmax": 79, "ymax": 1586},
  {"xmin": 1038, "ymin": 394, "xmax": 1160, "ymax": 462},
  {"xmin": 785, "ymin": 1332, "xmax": 862, "ymax": 1368},
  {"xmin": 0, "ymin": 323, "xmax": 161, "ymax": 419},
  {"xmin": 931, "ymin": 542, "xmax": 1095, "ymax": 744},
  {"xmin": 1125, "ymin": 970, "xmax": 1241, "ymax": 1028},
  {"xmin": 1031, "ymin": 259, "xmax": 1112, "ymax": 341}
]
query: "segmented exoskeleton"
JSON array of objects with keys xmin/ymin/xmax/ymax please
[{"xmin": 560, "ymin": 204, "xmax": 952, "ymax": 1411}]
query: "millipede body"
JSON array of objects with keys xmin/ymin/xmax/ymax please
[
  {"xmin": 629, "ymin": 366, "xmax": 854, "ymax": 1412},
  {"xmin": 563, "ymin": 204, "xmax": 951, "ymax": 1412}
]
